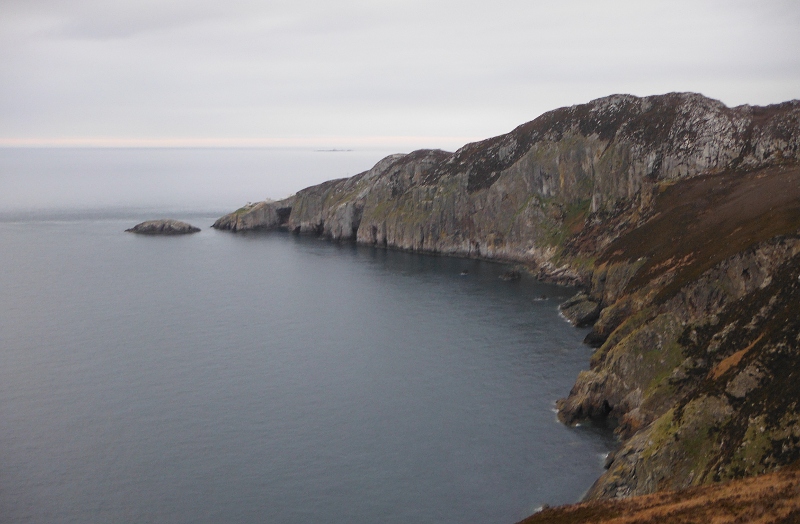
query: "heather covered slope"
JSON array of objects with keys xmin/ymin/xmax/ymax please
[
  {"xmin": 518, "ymin": 467, "xmax": 800, "ymax": 524},
  {"xmin": 214, "ymin": 92, "xmax": 800, "ymax": 504}
]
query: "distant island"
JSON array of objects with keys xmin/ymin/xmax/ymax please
[
  {"xmin": 214, "ymin": 92, "xmax": 800, "ymax": 519},
  {"xmin": 126, "ymin": 219, "xmax": 200, "ymax": 235}
]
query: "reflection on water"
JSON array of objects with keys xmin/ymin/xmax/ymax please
[{"xmin": 0, "ymin": 214, "xmax": 614, "ymax": 524}]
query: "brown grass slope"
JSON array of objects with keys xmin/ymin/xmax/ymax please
[
  {"xmin": 600, "ymin": 164, "xmax": 800, "ymax": 302},
  {"xmin": 518, "ymin": 468, "xmax": 800, "ymax": 524}
]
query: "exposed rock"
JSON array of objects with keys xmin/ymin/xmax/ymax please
[
  {"xmin": 125, "ymin": 219, "xmax": 200, "ymax": 235},
  {"xmin": 212, "ymin": 198, "xmax": 294, "ymax": 232},
  {"xmin": 559, "ymin": 293, "xmax": 601, "ymax": 326},
  {"xmin": 500, "ymin": 269, "xmax": 522, "ymax": 281},
  {"xmin": 725, "ymin": 364, "xmax": 764, "ymax": 399}
]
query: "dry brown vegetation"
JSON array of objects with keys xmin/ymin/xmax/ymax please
[
  {"xmin": 518, "ymin": 468, "xmax": 800, "ymax": 524},
  {"xmin": 599, "ymin": 164, "xmax": 800, "ymax": 302}
]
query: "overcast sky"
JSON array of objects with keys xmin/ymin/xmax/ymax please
[{"xmin": 1, "ymin": 0, "xmax": 799, "ymax": 150}]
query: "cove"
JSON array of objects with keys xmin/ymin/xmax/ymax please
[{"xmin": 0, "ymin": 215, "xmax": 614, "ymax": 523}]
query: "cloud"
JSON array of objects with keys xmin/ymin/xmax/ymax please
[{"xmin": 1, "ymin": 0, "xmax": 798, "ymax": 147}]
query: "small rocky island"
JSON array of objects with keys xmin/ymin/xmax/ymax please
[{"xmin": 125, "ymin": 219, "xmax": 200, "ymax": 235}]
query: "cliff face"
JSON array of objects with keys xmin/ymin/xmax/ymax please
[
  {"xmin": 215, "ymin": 93, "xmax": 799, "ymax": 278},
  {"xmin": 214, "ymin": 92, "xmax": 800, "ymax": 500}
]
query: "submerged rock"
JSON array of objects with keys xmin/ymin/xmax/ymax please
[
  {"xmin": 125, "ymin": 219, "xmax": 200, "ymax": 235},
  {"xmin": 500, "ymin": 269, "xmax": 522, "ymax": 281}
]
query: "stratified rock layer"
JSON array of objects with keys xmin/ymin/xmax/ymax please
[
  {"xmin": 214, "ymin": 92, "xmax": 800, "ymax": 502},
  {"xmin": 125, "ymin": 219, "xmax": 200, "ymax": 235}
]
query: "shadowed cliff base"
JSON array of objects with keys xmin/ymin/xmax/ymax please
[{"xmin": 518, "ymin": 467, "xmax": 800, "ymax": 524}]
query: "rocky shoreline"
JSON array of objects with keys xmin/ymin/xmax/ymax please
[{"xmin": 213, "ymin": 92, "xmax": 800, "ymax": 512}]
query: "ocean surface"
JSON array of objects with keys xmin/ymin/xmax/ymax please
[{"xmin": 0, "ymin": 148, "xmax": 614, "ymax": 523}]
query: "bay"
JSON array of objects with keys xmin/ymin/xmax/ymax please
[{"xmin": 0, "ymin": 148, "xmax": 614, "ymax": 523}]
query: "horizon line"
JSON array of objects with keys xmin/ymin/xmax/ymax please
[{"xmin": 0, "ymin": 135, "xmax": 481, "ymax": 149}]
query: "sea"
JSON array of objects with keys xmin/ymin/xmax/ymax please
[{"xmin": 0, "ymin": 148, "xmax": 615, "ymax": 523}]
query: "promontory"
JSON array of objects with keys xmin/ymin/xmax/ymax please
[{"xmin": 214, "ymin": 92, "xmax": 800, "ymax": 517}]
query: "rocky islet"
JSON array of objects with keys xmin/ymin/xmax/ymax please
[{"xmin": 126, "ymin": 219, "xmax": 200, "ymax": 235}]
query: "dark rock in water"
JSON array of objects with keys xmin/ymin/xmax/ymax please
[
  {"xmin": 559, "ymin": 292, "xmax": 600, "ymax": 327},
  {"xmin": 125, "ymin": 219, "xmax": 200, "ymax": 235},
  {"xmin": 500, "ymin": 269, "xmax": 522, "ymax": 281}
]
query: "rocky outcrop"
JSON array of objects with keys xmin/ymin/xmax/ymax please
[
  {"xmin": 125, "ymin": 219, "xmax": 200, "ymax": 235},
  {"xmin": 215, "ymin": 92, "xmax": 800, "ymax": 503},
  {"xmin": 212, "ymin": 198, "xmax": 294, "ymax": 232},
  {"xmin": 559, "ymin": 293, "xmax": 601, "ymax": 327}
]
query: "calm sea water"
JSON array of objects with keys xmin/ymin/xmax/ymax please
[{"xmin": 0, "ymin": 149, "xmax": 614, "ymax": 523}]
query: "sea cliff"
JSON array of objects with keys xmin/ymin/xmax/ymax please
[{"xmin": 214, "ymin": 92, "xmax": 800, "ymax": 503}]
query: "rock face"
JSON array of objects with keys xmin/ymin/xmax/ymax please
[
  {"xmin": 211, "ymin": 199, "xmax": 294, "ymax": 232},
  {"xmin": 559, "ymin": 293, "xmax": 601, "ymax": 327},
  {"xmin": 125, "ymin": 219, "xmax": 200, "ymax": 235},
  {"xmin": 215, "ymin": 92, "xmax": 800, "ymax": 502}
]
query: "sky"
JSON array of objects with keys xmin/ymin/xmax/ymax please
[{"xmin": 1, "ymin": 0, "xmax": 799, "ymax": 151}]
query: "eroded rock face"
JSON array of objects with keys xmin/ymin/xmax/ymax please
[
  {"xmin": 212, "ymin": 198, "xmax": 294, "ymax": 232},
  {"xmin": 559, "ymin": 293, "xmax": 601, "ymax": 327},
  {"xmin": 125, "ymin": 219, "xmax": 200, "ymax": 235}
]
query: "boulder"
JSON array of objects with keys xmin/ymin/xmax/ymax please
[{"xmin": 559, "ymin": 292, "xmax": 601, "ymax": 327}]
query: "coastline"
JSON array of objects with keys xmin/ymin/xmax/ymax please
[{"xmin": 212, "ymin": 92, "xmax": 800, "ymax": 514}]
